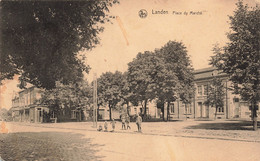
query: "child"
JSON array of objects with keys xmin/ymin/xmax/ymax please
[
  {"xmin": 121, "ymin": 116, "xmax": 126, "ymax": 130},
  {"xmin": 104, "ymin": 121, "xmax": 108, "ymax": 132},
  {"xmin": 126, "ymin": 115, "xmax": 131, "ymax": 130},
  {"xmin": 110, "ymin": 119, "xmax": 116, "ymax": 132},
  {"xmin": 136, "ymin": 114, "xmax": 142, "ymax": 132},
  {"xmin": 97, "ymin": 124, "xmax": 103, "ymax": 131}
]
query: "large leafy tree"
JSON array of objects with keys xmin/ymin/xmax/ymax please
[
  {"xmin": 128, "ymin": 41, "xmax": 194, "ymax": 121},
  {"xmin": 97, "ymin": 71, "xmax": 125, "ymax": 120},
  {"xmin": 120, "ymin": 72, "xmax": 133, "ymax": 115},
  {"xmin": 0, "ymin": 1, "xmax": 118, "ymax": 89},
  {"xmin": 211, "ymin": 1, "xmax": 260, "ymax": 130},
  {"xmin": 156, "ymin": 41, "xmax": 194, "ymax": 121},
  {"xmin": 204, "ymin": 77, "xmax": 225, "ymax": 119},
  {"xmin": 40, "ymin": 81, "xmax": 92, "ymax": 122},
  {"xmin": 127, "ymin": 51, "xmax": 162, "ymax": 118}
]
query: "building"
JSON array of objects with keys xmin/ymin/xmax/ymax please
[
  {"xmin": 128, "ymin": 67, "xmax": 259, "ymax": 120},
  {"xmin": 11, "ymin": 86, "xmax": 49, "ymax": 123},
  {"xmin": 11, "ymin": 86, "xmax": 90, "ymax": 123},
  {"xmin": 169, "ymin": 67, "xmax": 260, "ymax": 120},
  {"xmin": 11, "ymin": 67, "xmax": 259, "ymax": 122}
]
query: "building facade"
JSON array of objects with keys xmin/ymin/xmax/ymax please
[
  {"xmin": 11, "ymin": 67, "xmax": 259, "ymax": 122},
  {"xmin": 128, "ymin": 67, "xmax": 259, "ymax": 120},
  {"xmin": 11, "ymin": 86, "xmax": 49, "ymax": 123},
  {"xmin": 167, "ymin": 67, "xmax": 259, "ymax": 120}
]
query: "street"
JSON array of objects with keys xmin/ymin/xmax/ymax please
[{"xmin": 1, "ymin": 122, "xmax": 260, "ymax": 161}]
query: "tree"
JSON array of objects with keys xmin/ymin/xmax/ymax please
[
  {"xmin": 120, "ymin": 72, "xmax": 132, "ymax": 115},
  {"xmin": 0, "ymin": 1, "xmax": 118, "ymax": 89},
  {"xmin": 97, "ymin": 71, "xmax": 124, "ymax": 120},
  {"xmin": 127, "ymin": 51, "xmax": 162, "ymax": 119},
  {"xmin": 40, "ymin": 81, "xmax": 93, "ymax": 122},
  {"xmin": 127, "ymin": 41, "xmax": 194, "ymax": 121},
  {"xmin": 211, "ymin": 1, "xmax": 260, "ymax": 130},
  {"xmin": 156, "ymin": 41, "xmax": 194, "ymax": 121},
  {"xmin": 0, "ymin": 108, "xmax": 11, "ymax": 121},
  {"xmin": 204, "ymin": 76, "xmax": 225, "ymax": 119}
]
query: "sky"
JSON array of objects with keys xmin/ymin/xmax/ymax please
[{"xmin": 0, "ymin": 0, "xmax": 259, "ymax": 109}]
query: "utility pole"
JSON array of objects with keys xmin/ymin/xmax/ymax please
[{"xmin": 93, "ymin": 73, "xmax": 98, "ymax": 128}]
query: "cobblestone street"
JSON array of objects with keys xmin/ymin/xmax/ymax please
[
  {"xmin": 1, "ymin": 121, "xmax": 260, "ymax": 161},
  {"xmin": 0, "ymin": 131, "xmax": 103, "ymax": 161}
]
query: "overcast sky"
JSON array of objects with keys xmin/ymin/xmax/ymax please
[
  {"xmin": 1, "ymin": 0, "xmax": 259, "ymax": 109},
  {"xmin": 84, "ymin": 0, "xmax": 258, "ymax": 81}
]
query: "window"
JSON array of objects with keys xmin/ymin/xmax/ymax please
[
  {"xmin": 218, "ymin": 107, "xmax": 224, "ymax": 113},
  {"xmin": 234, "ymin": 98, "xmax": 239, "ymax": 102},
  {"xmin": 198, "ymin": 85, "xmax": 202, "ymax": 95},
  {"xmin": 71, "ymin": 110, "xmax": 76, "ymax": 119},
  {"xmin": 170, "ymin": 103, "xmax": 174, "ymax": 113},
  {"xmin": 134, "ymin": 108, "xmax": 137, "ymax": 114},
  {"xmin": 51, "ymin": 111, "xmax": 55, "ymax": 118},
  {"xmin": 204, "ymin": 85, "xmax": 208, "ymax": 96},
  {"xmin": 185, "ymin": 104, "xmax": 192, "ymax": 114}
]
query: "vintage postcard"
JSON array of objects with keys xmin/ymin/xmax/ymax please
[{"xmin": 0, "ymin": 0, "xmax": 260, "ymax": 161}]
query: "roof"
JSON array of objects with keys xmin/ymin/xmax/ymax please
[
  {"xmin": 194, "ymin": 66, "xmax": 228, "ymax": 81},
  {"xmin": 18, "ymin": 85, "xmax": 36, "ymax": 94}
]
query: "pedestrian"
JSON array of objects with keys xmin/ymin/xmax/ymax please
[
  {"xmin": 136, "ymin": 114, "xmax": 142, "ymax": 132},
  {"xmin": 126, "ymin": 114, "xmax": 131, "ymax": 130},
  {"xmin": 97, "ymin": 124, "xmax": 103, "ymax": 131},
  {"xmin": 104, "ymin": 121, "xmax": 108, "ymax": 132},
  {"xmin": 121, "ymin": 115, "xmax": 126, "ymax": 130},
  {"xmin": 110, "ymin": 118, "xmax": 116, "ymax": 132}
]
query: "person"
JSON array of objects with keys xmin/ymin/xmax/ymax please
[
  {"xmin": 121, "ymin": 115, "xmax": 126, "ymax": 130},
  {"xmin": 97, "ymin": 124, "xmax": 103, "ymax": 131},
  {"xmin": 104, "ymin": 121, "xmax": 108, "ymax": 132},
  {"xmin": 126, "ymin": 114, "xmax": 131, "ymax": 130},
  {"xmin": 110, "ymin": 118, "xmax": 116, "ymax": 132},
  {"xmin": 136, "ymin": 114, "xmax": 142, "ymax": 132}
]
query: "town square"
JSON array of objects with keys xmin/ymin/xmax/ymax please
[{"xmin": 0, "ymin": 0, "xmax": 260, "ymax": 161}]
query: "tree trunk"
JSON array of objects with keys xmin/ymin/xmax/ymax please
[
  {"xmin": 185, "ymin": 104, "xmax": 187, "ymax": 120},
  {"xmin": 167, "ymin": 101, "xmax": 170, "ymax": 121},
  {"xmin": 144, "ymin": 100, "xmax": 147, "ymax": 118},
  {"xmin": 252, "ymin": 102, "xmax": 258, "ymax": 131},
  {"xmin": 109, "ymin": 105, "xmax": 112, "ymax": 121},
  {"xmin": 127, "ymin": 102, "xmax": 130, "ymax": 116},
  {"xmin": 161, "ymin": 106, "xmax": 165, "ymax": 121},
  {"xmin": 215, "ymin": 106, "xmax": 218, "ymax": 120},
  {"xmin": 97, "ymin": 106, "xmax": 100, "ymax": 121}
]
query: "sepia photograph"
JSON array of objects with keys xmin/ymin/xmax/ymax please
[{"xmin": 0, "ymin": 0, "xmax": 260, "ymax": 160}]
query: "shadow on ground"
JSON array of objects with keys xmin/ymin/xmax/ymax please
[
  {"xmin": 0, "ymin": 131, "xmax": 105, "ymax": 161},
  {"xmin": 185, "ymin": 121, "xmax": 260, "ymax": 131}
]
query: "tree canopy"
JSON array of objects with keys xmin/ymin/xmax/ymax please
[
  {"xmin": 40, "ymin": 81, "xmax": 92, "ymax": 122},
  {"xmin": 97, "ymin": 71, "xmax": 125, "ymax": 120},
  {"xmin": 127, "ymin": 41, "xmax": 194, "ymax": 120},
  {"xmin": 127, "ymin": 51, "xmax": 162, "ymax": 110},
  {"xmin": 0, "ymin": 1, "xmax": 118, "ymax": 89},
  {"xmin": 157, "ymin": 41, "xmax": 194, "ymax": 104},
  {"xmin": 211, "ymin": 1, "xmax": 260, "ymax": 130}
]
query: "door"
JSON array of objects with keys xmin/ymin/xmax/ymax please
[
  {"xmin": 234, "ymin": 102, "xmax": 240, "ymax": 117},
  {"xmin": 233, "ymin": 98, "xmax": 240, "ymax": 118},
  {"xmin": 198, "ymin": 102, "xmax": 203, "ymax": 117}
]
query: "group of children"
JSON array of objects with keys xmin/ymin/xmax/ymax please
[{"xmin": 97, "ymin": 114, "xmax": 142, "ymax": 132}]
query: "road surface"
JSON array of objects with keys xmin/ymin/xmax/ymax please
[{"xmin": 0, "ymin": 122, "xmax": 260, "ymax": 161}]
